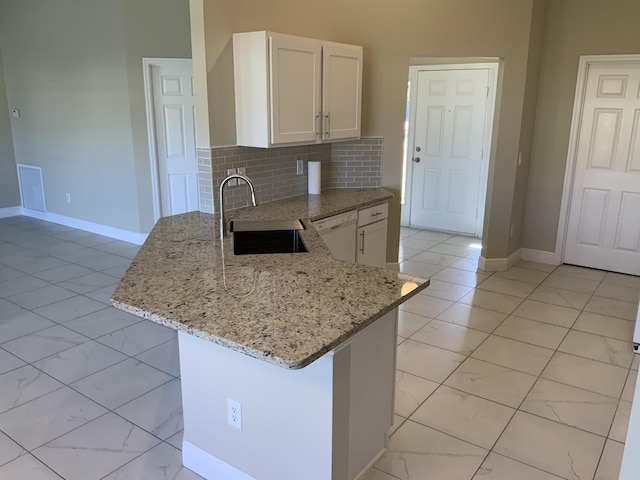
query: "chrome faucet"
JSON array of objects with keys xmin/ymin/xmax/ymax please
[{"xmin": 219, "ymin": 173, "xmax": 258, "ymax": 239}]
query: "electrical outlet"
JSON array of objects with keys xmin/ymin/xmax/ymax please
[
  {"xmin": 297, "ymin": 159, "xmax": 304, "ymax": 175},
  {"xmin": 237, "ymin": 167, "xmax": 246, "ymax": 176},
  {"xmin": 226, "ymin": 168, "xmax": 238, "ymax": 186},
  {"xmin": 227, "ymin": 399, "xmax": 242, "ymax": 430},
  {"xmin": 65, "ymin": 193, "xmax": 71, "ymax": 204}
]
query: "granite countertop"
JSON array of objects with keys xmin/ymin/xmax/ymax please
[{"xmin": 112, "ymin": 188, "xmax": 429, "ymax": 369}]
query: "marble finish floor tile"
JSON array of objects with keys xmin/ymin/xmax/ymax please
[
  {"xmin": 63, "ymin": 307, "xmax": 143, "ymax": 339},
  {"xmin": 432, "ymin": 267, "xmax": 492, "ymax": 288},
  {"xmin": 609, "ymin": 400, "xmax": 631, "ymax": 443},
  {"xmin": 471, "ymin": 336, "xmax": 554, "ymax": 376},
  {"xmin": 473, "ymin": 452, "xmax": 564, "ymax": 480},
  {"xmin": 70, "ymin": 358, "xmax": 173, "ymax": 409},
  {"xmin": 412, "ymin": 250, "xmax": 461, "ymax": 267},
  {"xmin": 0, "ymin": 365, "xmax": 63, "ymax": 414},
  {"xmin": 375, "ymin": 420, "xmax": 487, "ymax": 480},
  {"xmin": 115, "ymin": 378, "xmax": 183, "ymax": 440},
  {"xmin": 96, "ymin": 320, "xmax": 176, "ymax": 356},
  {"xmin": 602, "ymin": 271, "xmax": 640, "ymax": 289},
  {"xmin": 583, "ymin": 296, "xmax": 638, "ymax": 321},
  {"xmin": 101, "ymin": 442, "xmax": 204, "ymax": 480},
  {"xmin": 0, "ymin": 430, "xmax": 26, "ymax": 468},
  {"xmin": 514, "ymin": 260, "xmax": 557, "ymax": 273},
  {"xmin": 7, "ymin": 284, "xmax": 76, "ymax": 309},
  {"xmin": 134, "ymin": 337, "xmax": 181, "ymax": 377},
  {"xmin": 558, "ymin": 330, "xmax": 634, "ymax": 368},
  {"xmin": 0, "ymin": 347, "xmax": 25, "ymax": 375},
  {"xmin": 399, "ymin": 259, "xmax": 445, "ymax": 279},
  {"xmin": 0, "ymin": 311, "xmax": 56, "ymax": 343},
  {"xmin": 0, "ymin": 454, "xmax": 62, "ymax": 480},
  {"xmin": 399, "ymin": 294, "xmax": 453, "ymax": 318},
  {"xmin": 0, "ymin": 386, "xmax": 106, "ymax": 450},
  {"xmin": 444, "ymin": 358, "xmax": 537, "ymax": 408},
  {"xmin": 1, "ymin": 324, "xmax": 88, "ymax": 363},
  {"xmin": 511, "ymin": 299, "xmax": 580, "ymax": 328},
  {"xmin": 412, "ymin": 385, "xmax": 515, "ymax": 449},
  {"xmin": 492, "ymin": 267, "xmax": 550, "ymax": 285},
  {"xmin": 418, "ymin": 279, "xmax": 473, "ymax": 301},
  {"xmin": 0, "ymin": 274, "xmax": 49, "ymax": 297},
  {"xmin": 33, "ymin": 295, "xmax": 107, "ymax": 323},
  {"xmin": 554, "ymin": 264, "xmax": 607, "ymax": 281},
  {"xmin": 396, "ymin": 340, "xmax": 466, "ymax": 383},
  {"xmin": 32, "ymin": 412, "xmax": 160, "ymax": 480},
  {"xmin": 360, "ymin": 467, "xmax": 399, "ymax": 480},
  {"xmin": 32, "ymin": 264, "xmax": 92, "ymax": 283},
  {"xmin": 459, "ymin": 289, "xmax": 523, "ymax": 315},
  {"xmin": 541, "ymin": 272, "xmax": 600, "ymax": 294},
  {"xmin": 520, "ymin": 378, "xmax": 618, "ymax": 436},
  {"xmin": 411, "ymin": 319, "xmax": 489, "ymax": 355},
  {"xmin": 541, "ymin": 352, "xmax": 628, "ymax": 398},
  {"xmin": 394, "ymin": 370, "xmax": 439, "ymax": 418},
  {"xmin": 396, "ymin": 310, "xmax": 432, "ymax": 338},
  {"xmin": 493, "ymin": 316, "xmax": 569, "ymax": 349},
  {"xmin": 436, "ymin": 303, "xmax": 507, "ymax": 333},
  {"xmin": 33, "ymin": 340, "xmax": 127, "ymax": 384},
  {"xmin": 594, "ymin": 282, "xmax": 640, "ymax": 303},
  {"xmin": 572, "ymin": 311, "xmax": 634, "ymax": 341},
  {"xmin": 622, "ymin": 369, "xmax": 637, "ymax": 402},
  {"xmin": 57, "ymin": 272, "xmax": 119, "ymax": 294},
  {"xmin": 595, "ymin": 439, "xmax": 624, "ymax": 480},
  {"xmin": 528, "ymin": 286, "xmax": 591, "ymax": 310},
  {"xmin": 165, "ymin": 430, "xmax": 184, "ymax": 451},
  {"xmin": 477, "ymin": 276, "xmax": 537, "ymax": 298},
  {"xmin": 494, "ymin": 411, "xmax": 605, "ymax": 480}
]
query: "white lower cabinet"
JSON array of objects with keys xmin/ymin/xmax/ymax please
[{"xmin": 356, "ymin": 203, "xmax": 388, "ymax": 268}]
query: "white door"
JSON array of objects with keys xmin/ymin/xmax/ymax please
[
  {"xmin": 409, "ymin": 68, "xmax": 490, "ymax": 235},
  {"xmin": 151, "ymin": 62, "xmax": 198, "ymax": 217},
  {"xmin": 564, "ymin": 62, "xmax": 640, "ymax": 275},
  {"xmin": 269, "ymin": 34, "xmax": 321, "ymax": 145},
  {"xmin": 322, "ymin": 43, "xmax": 362, "ymax": 141}
]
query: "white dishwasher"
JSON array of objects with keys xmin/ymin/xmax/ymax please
[{"xmin": 312, "ymin": 211, "xmax": 357, "ymax": 262}]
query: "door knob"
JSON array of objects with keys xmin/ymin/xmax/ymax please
[{"xmin": 413, "ymin": 157, "xmax": 421, "ymax": 163}]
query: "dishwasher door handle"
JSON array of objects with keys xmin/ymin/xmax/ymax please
[{"xmin": 359, "ymin": 230, "xmax": 365, "ymax": 254}]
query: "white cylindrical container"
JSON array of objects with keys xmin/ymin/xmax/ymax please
[{"xmin": 308, "ymin": 161, "xmax": 321, "ymax": 195}]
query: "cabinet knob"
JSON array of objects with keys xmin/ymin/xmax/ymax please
[{"xmin": 413, "ymin": 157, "xmax": 421, "ymax": 163}]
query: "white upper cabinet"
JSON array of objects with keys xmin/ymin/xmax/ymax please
[{"xmin": 233, "ymin": 31, "xmax": 363, "ymax": 148}]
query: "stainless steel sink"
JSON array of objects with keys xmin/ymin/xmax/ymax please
[{"xmin": 230, "ymin": 219, "xmax": 309, "ymax": 255}]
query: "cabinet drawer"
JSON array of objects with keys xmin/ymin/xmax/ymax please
[{"xmin": 358, "ymin": 202, "xmax": 388, "ymax": 227}]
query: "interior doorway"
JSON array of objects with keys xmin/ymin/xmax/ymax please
[
  {"xmin": 558, "ymin": 55, "xmax": 640, "ymax": 276},
  {"xmin": 143, "ymin": 58, "xmax": 198, "ymax": 221},
  {"xmin": 401, "ymin": 63, "xmax": 498, "ymax": 238}
]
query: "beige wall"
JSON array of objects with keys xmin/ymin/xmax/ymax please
[
  {"xmin": 0, "ymin": 48, "xmax": 20, "ymax": 209},
  {"xmin": 201, "ymin": 0, "xmax": 542, "ymax": 262},
  {"xmin": 524, "ymin": 0, "xmax": 640, "ymax": 252},
  {"xmin": 0, "ymin": 0, "xmax": 190, "ymax": 234}
]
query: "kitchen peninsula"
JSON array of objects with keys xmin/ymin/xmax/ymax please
[{"xmin": 112, "ymin": 188, "xmax": 429, "ymax": 480}]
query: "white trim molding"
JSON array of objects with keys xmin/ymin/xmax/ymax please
[
  {"xmin": 20, "ymin": 209, "xmax": 148, "ymax": 245},
  {"xmin": 0, "ymin": 206, "xmax": 22, "ymax": 218},
  {"xmin": 555, "ymin": 54, "xmax": 640, "ymax": 266},
  {"xmin": 478, "ymin": 249, "xmax": 521, "ymax": 272},
  {"xmin": 520, "ymin": 248, "xmax": 561, "ymax": 266},
  {"xmin": 182, "ymin": 441, "xmax": 256, "ymax": 480}
]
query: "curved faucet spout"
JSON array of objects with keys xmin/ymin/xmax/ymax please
[{"xmin": 219, "ymin": 173, "xmax": 258, "ymax": 239}]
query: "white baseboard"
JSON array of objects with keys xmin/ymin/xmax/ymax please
[
  {"xmin": 520, "ymin": 248, "xmax": 561, "ymax": 266},
  {"xmin": 0, "ymin": 206, "xmax": 22, "ymax": 218},
  {"xmin": 182, "ymin": 441, "xmax": 256, "ymax": 480},
  {"xmin": 478, "ymin": 248, "xmax": 522, "ymax": 272},
  {"xmin": 20, "ymin": 209, "xmax": 148, "ymax": 245}
]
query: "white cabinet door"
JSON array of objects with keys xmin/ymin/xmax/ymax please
[
  {"xmin": 357, "ymin": 219, "xmax": 388, "ymax": 268},
  {"xmin": 322, "ymin": 43, "xmax": 362, "ymax": 141},
  {"xmin": 269, "ymin": 34, "xmax": 322, "ymax": 145}
]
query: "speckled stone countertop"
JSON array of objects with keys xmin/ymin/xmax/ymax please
[{"xmin": 112, "ymin": 188, "xmax": 429, "ymax": 369}]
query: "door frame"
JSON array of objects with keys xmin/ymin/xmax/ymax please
[
  {"xmin": 401, "ymin": 62, "xmax": 499, "ymax": 237},
  {"xmin": 142, "ymin": 57, "xmax": 194, "ymax": 222},
  {"xmin": 555, "ymin": 54, "xmax": 640, "ymax": 265}
]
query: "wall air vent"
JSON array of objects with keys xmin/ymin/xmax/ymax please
[{"xmin": 17, "ymin": 164, "xmax": 46, "ymax": 213}]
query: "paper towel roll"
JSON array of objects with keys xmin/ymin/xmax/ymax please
[{"xmin": 308, "ymin": 161, "xmax": 321, "ymax": 195}]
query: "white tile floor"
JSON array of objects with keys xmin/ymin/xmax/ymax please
[{"xmin": 0, "ymin": 217, "xmax": 638, "ymax": 480}]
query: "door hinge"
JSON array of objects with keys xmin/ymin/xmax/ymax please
[
  {"xmin": 475, "ymin": 208, "xmax": 478, "ymax": 219},
  {"xmin": 486, "ymin": 86, "xmax": 489, "ymax": 97},
  {"xmin": 481, "ymin": 149, "xmax": 484, "ymax": 160}
]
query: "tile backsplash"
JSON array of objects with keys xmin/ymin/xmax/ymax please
[{"xmin": 198, "ymin": 137, "xmax": 383, "ymax": 214}]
